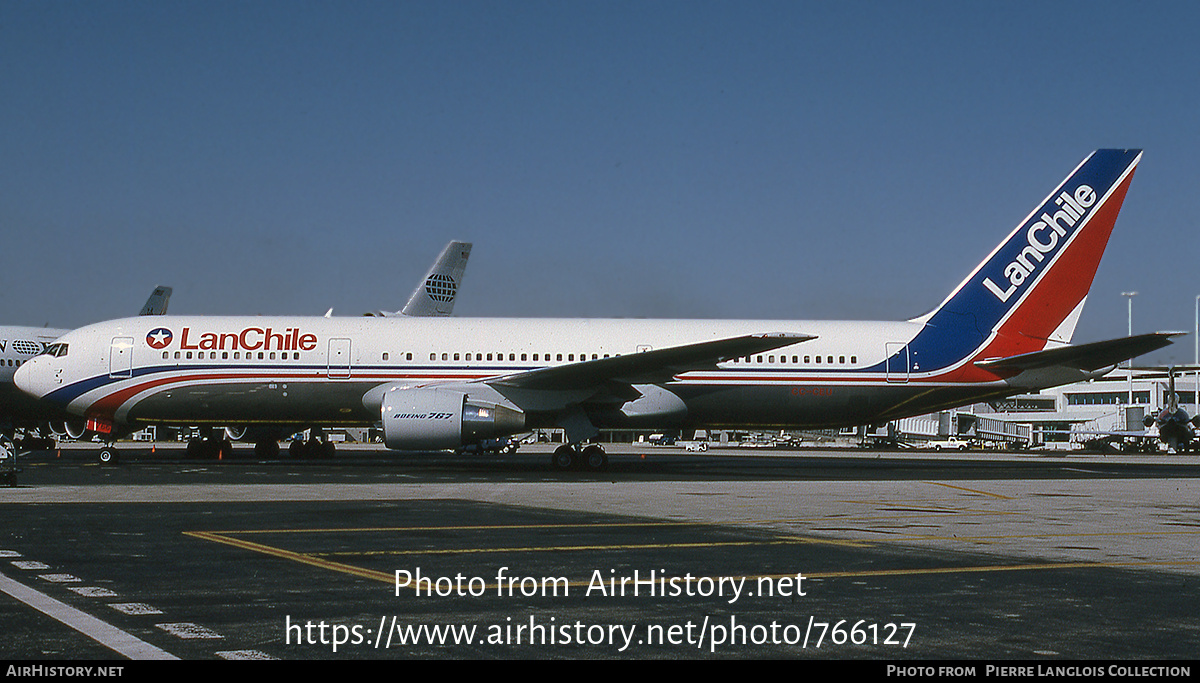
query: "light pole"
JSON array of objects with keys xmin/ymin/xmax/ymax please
[
  {"xmin": 1194, "ymin": 295, "xmax": 1199, "ymax": 410},
  {"xmin": 1122, "ymin": 291, "xmax": 1138, "ymax": 409}
]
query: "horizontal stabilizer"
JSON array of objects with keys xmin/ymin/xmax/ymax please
[
  {"xmin": 490, "ymin": 332, "xmax": 815, "ymax": 391},
  {"xmin": 974, "ymin": 332, "xmax": 1181, "ymax": 373}
]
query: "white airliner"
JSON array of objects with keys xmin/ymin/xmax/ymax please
[
  {"xmin": 15, "ymin": 151, "xmax": 1176, "ymax": 470},
  {"xmin": 0, "ymin": 286, "xmax": 171, "ymax": 455}
]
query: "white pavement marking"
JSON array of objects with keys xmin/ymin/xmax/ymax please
[
  {"xmin": 156, "ymin": 622, "xmax": 224, "ymax": 639},
  {"xmin": 68, "ymin": 586, "xmax": 119, "ymax": 598},
  {"xmin": 0, "ymin": 571, "xmax": 178, "ymax": 660},
  {"xmin": 217, "ymin": 650, "xmax": 276, "ymax": 660},
  {"xmin": 38, "ymin": 574, "xmax": 81, "ymax": 583},
  {"xmin": 109, "ymin": 603, "xmax": 163, "ymax": 615},
  {"xmin": 11, "ymin": 561, "xmax": 48, "ymax": 570}
]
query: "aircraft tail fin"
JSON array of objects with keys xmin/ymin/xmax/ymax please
[
  {"xmin": 904, "ymin": 150, "xmax": 1141, "ymax": 372},
  {"xmin": 138, "ymin": 286, "xmax": 173, "ymax": 316},
  {"xmin": 400, "ymin": 241, "xmax": 472, "ymax": 317}
]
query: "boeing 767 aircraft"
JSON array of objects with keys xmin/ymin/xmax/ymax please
[{"xmin": 15, "ymin": 150, "xmax": 1175, "ymax": 469}]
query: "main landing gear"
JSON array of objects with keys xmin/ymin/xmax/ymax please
[
  {"xmin": 185, "ymin": 434, "xmax": 233, "ymax": 460},
  {"xmin": 287, "ymin": 429, "xmax": 336, "ymax": 459},
  {"xmin": 551, "ymin": 443, "xmax": 608, "ymax": 472}
]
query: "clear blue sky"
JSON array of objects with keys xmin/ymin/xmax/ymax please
[{"xmin": 2, "ymin": 1, "xmax": 1198, "ymax": 363}]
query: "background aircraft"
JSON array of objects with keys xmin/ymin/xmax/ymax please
[
  {"xmin": 1074, "ymin": 366, "xmax": 1200, "ymax": 453},
  {"xmin": 14, "ymin": 151, "xmax": 1176, "ymax": 470},
  {"xmin": 369, "ymin": 240, "xmax": 471, "ymax": 317},
  {"xmin": 0, "ymin": 286, "xmax": 171, "ymax": 460}
]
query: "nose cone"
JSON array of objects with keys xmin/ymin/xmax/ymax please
[{"xmin": 14, "ymin": 357, "xmax": 54, "ymax": 399}]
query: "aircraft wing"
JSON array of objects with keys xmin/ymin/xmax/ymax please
[
  {"xmin": 488, "ymin": 332, "xmax": 815, "ymax": 393},
  {"xmin": 974, "ymin": 332, "xmax": 1180, "ymax": 373},
  {"xmin": 138, "ymin": 286, "xmax": 173, "ymax": 316}
]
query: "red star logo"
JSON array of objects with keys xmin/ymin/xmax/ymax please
[{"xmin": 146, "ymin": 328, "xmax": 173, "ymax": 349}]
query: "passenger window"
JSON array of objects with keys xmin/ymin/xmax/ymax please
[
  {"xmin": 521, "ymin": 353, "xmax": 527, "ymax": 361},
  {"xmin": 815, "ymin": 356, "xmax": 821, "ymax": 363}
]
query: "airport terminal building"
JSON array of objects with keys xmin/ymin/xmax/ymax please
[{"xmin": 924, "ymin": 368, "xmax": 1200, "ymax": 450}]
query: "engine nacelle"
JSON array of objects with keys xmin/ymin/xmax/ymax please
[
  {"xmin": 63, "ymin": 419, "xmax": 88, "ymax": 440},
  {"xmin": 381, "ymin": 387, "xmax": 525, "ymax": 451}
]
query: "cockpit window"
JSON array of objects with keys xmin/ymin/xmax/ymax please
[{"xmin": 41, "ymin": 343, "xmax": 69, "ymax": 358}]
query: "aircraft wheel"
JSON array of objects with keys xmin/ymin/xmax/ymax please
[
  {"xmin": 581, "ymin": 445, "xmax": 608, "ymax": 471},
  {"xmin": 254, "ymin": 440, "xmax": 280, "ymax": 459},
  {"xmin": 98, "ymin": 446, "xmax": 120, "ymax": 466},
  {"xmin": 551, "ymin": 445, "xmax": 576, "ymax": 471}
]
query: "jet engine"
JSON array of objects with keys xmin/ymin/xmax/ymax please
[
  {"xmin": 381, "ymin": 387, "xmax": 525, "ymax": 451},
  {"xmin": 48, "ymin": 418, "xmax": 88, "ymax": 440}
]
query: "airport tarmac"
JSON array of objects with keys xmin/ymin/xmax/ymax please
[{"xmin": 0, "ymin": 443, "xmax": 1197, "ymax": 660}]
